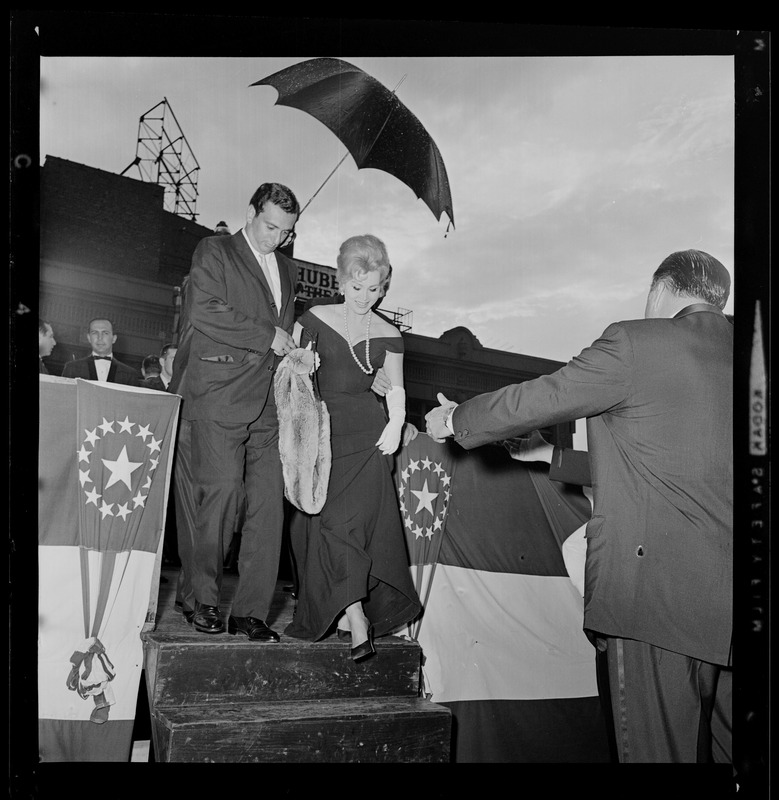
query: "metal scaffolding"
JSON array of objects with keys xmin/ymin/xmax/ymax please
[
  {"xmin": 121, "ymin": 98, "xmax": 200, "ymax": 221},
  {"xmin": 385, "ymin": 307, "xmax": 412, "ymax": 333}
]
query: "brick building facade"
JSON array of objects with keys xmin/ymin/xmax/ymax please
[{"xmin": 39, "ymin": 155, "xmax": 574, "ymax": 446}]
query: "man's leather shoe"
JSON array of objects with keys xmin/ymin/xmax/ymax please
[
  {"xmin": 181, "ymin": 604, "xmax": 196, "ymax": 625},
  {"xmin": 193, "ymin": 602, "xmax": 224, "ymax": 634},
  {"xmin": 228, "ymin": 616, "xmax": 280, "ymax": 642}
]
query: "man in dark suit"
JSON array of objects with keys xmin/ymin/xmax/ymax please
[
  {"xmin": 426, "ymin": 249, "xmax": 732, "ymax": 765},
  {"xmin": 39, "ymin": 319, "xmax": 56, "ymax": 374},
  {"xmin": 138, "ymin": 343, "xmax": 180, "ymax": 580},
  {"xmin": 140, "ymin": 354, "xmax": 165, "ymax": 390},
  {"xmin": 61, "ymin": 317, "xmax": 141, "ymax": 385},
  {"xmin": 173, "ymin": 182, "xmax": 300, "ymax": 641}
]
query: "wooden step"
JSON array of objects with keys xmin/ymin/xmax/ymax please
[
  {"xmin": 144, "ymin": 632, "xmax": 422, "ymax": 706},
  {"xmin": 152, "ymin": 697, "xmax": 451, "ymax": 763}
]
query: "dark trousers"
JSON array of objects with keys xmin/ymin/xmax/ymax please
[
  {"xmin": 605, "ymin": 636, "xmax": 732, "ymax": 763},
  {"xmin": 190, "ymin": 406, "xmax": 284, "ymax": 619},
  {"xmin": 173, "ymin": 418, "xmax": 196, "ymax": 612}
]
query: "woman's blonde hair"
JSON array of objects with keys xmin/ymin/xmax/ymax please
[{"xmin": 336, "ymin": 234, "xmax": 391, "ymax": 288}]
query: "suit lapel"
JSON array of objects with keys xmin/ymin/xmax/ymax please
[
  {"xmin": 86, "ymin": 356, "xmax": 98, "ymax": 381},
  {"xmin": 276, "ymin": 251, "xmax": 296, "ymax": 322},
  {"xmin": 232, "ymin": 231, "xmax": 275, "ymax": 305},
  {"xmin": 107, "ymin": 359, "xmax": 118, "ymax": 383},
  {"xmin": 231, "ymin": 232, "xmax": 296, "ymax": 324}
]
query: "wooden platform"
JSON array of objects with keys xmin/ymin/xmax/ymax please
[
  {"xmin": 143, "ymin": 568, "xmax": 451, "ymax": 762},
  {"xmin": 149, "ymin": 567, "xmax": 294, "ymax": 638}
]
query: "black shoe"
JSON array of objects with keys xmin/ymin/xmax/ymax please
[
  {"xmin": 181, "ymin": 604, "xmax": 195, "ymax": 625},
  {"xmin": 350, "ymin": 625, "xmax": 375, "ymax": 662},
  {"xmin": 193, "ymin": 602, "xmax": 224, "ymax": 634},
  {"xmin": 336, "ymin": 628, "xmax": 352, "ymax": 641},
  {"xmin": 282, "ymin": 585, "xmax": 297, "ymax": 598},
  {"xmin": 228, "ymin": 615, "xmax": 280, "ymax": 642},
  {"xmin": 159, "ymin": 575, "xmax": 169, "ymax": 584}
]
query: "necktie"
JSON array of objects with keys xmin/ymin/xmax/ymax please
[
  {"xmin": 259, "ymin": 254, "xmax": 281, "ymax": 308},
  {"xmin": 92, "ymin": 355, "xmax": 112, "ymax": 361}
]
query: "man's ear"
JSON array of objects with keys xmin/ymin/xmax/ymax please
[{"xmin": 644, "ymin": 281, "xmax": 666, "ymax": 319}]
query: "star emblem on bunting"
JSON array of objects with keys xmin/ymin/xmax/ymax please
[
  {"xmin": 397, "ymin": 457, "xmax": 452, "ymax": 541},
  {"xmin": 78, "ymin": 415, "xmax": 163, "ymax": 522}
]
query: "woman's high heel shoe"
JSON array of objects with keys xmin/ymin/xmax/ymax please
[{"xmin": 350, "ymin": 625, "xmax": 375, "ymax": 662}]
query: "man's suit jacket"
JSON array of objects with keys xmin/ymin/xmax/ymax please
[
  {"xmin": 62, "ymin": 355, "xmax": 141, "ymax": 386},
  {"xmin": 175, "ymin": 231, "xmax": 298, "ymax": 423},
  {"xmin": 141, "ymin": 375, "xmax": 167, "ymax": 391},
  {"xmin": 453, "ymin": 304, "xmax": 732, "ymax": 666},
  {"xmin": 549, "ymin": 447, "xmax": 591, "ymax": 487}
]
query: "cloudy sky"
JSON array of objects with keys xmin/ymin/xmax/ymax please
[{"xmin": 39, "ymin": 49, "xmax": 735, "ymax": 363}]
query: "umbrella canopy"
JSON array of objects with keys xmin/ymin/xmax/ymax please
[{"xmin": 252, "ymin": 58, "xmax": 454, "ymax": 230}]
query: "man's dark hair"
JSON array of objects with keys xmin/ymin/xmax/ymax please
[
  {"xmin": 142, "ymin": 355, "xmax": 162, "ymax": 375},
  {"xmin": 249, "ymin": 183, "xmax": 300, "ymax": 217},
  {"xmin": 39, "ymin": 318, "xmax": 51, "ymax": 334},
  {"xmin": 160, "ymin": 342, "xmax": 177, "ymax": 358},
  {"xmin": 651, "ymin": 249, "xmax": 731, "ymax": 310}
]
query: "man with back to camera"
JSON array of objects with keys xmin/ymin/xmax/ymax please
[
  {"xmin": 140, "ymin": 343, "xmax": 177, "ymax": 391},
  {"xmin": 140, "ymin": 354, "xmax": 164, "ymax": 389},
  {"xmin": 39, "ymin": 319, "xmax": 56, "ymax": 374},
  {"xmin": 426, "ymin": 249, "xmax": 733, "ymax": 765},
  {"xmin": 172, "ymin": 182, "xmax": 300, "ymax": 640},
  {"xmin": 61, "ymin": 317, "xmax": 141, "ymax": 385}
]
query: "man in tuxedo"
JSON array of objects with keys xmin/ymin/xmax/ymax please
[
  {"xmin": 173, "ymin": 182, "xmax": 300, "ymax": 641},
  {"xmin": 39, "ymin": 319, "xmax": 56, "ymax": 374},
  {"xmin": 426, "ymin": 250, "xmax": 733, "ymax": 765},
  {"xmin": 61, "ymin": 317, "xmax": 140, "ymax": 385}
]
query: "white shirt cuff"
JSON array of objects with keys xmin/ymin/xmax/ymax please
[{"xmin": 445, "ymin": 407, "xmax": 456, "ymax": 434}]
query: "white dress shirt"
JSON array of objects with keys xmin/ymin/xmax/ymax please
[
  {"xmin": 242, "ymin": 228, "xmax": 282, "ymax": 309},
  {"xmin": 91, "ymin": 352, "xmax": 112, "ymax": 382}
]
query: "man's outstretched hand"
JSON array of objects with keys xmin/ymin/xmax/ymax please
[
  {"xmin": 425, "ymin": 393, "xmax": 457, "ymax": 442},
  {"xmin": 371, "ymin": 367, "xmax": 392, "ymax": 396},
  {"xmin": 503, "ymin": 430, "xmax": 554, "ymax": 464}
]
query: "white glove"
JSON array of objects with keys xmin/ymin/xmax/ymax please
[{"xmin": 376, "ymin": 386, "xmax": 406, "ymax": 455}]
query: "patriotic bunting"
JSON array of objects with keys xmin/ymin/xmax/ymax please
[
  {"xmin": 39, "ymin": 376, "xmax": 179, "ymax": 761},
  {"xmin": 395, "ymin": 435, "xmax": 611, "ymax": 762}
]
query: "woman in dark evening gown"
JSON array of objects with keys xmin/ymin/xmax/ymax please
[{"xmin": 284, "ymin": 235, "xmax": 421, "ymax": 660}]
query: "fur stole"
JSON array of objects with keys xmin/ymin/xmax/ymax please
[{"xmin": 274, "ymin": 351, "xmax": 331, "ymax": 514}]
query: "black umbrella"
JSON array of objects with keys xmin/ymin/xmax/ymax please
[{"xmin": 252, "ymin": 58, "xmax": 454, "ymax": 231}]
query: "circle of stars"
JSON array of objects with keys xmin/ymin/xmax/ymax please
[
  {"xmin": 78, "ymin": 415, "xmax": 163, "ymax": 522},
  {"xmin": 397, "ymin": 456, "xmax": 452, "ymax": 541}
]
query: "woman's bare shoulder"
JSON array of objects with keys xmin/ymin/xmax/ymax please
[
  {"xmin": 307, "ymin": 303, "xmax": 336, "ymax": 322},
  {"xmin": 371, "ymin": 314, "xmax": 402, "ymax": 338}
]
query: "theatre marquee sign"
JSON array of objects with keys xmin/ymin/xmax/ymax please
[{"xmin": 294, "ymin": 258, "xmax": 339, "ymax": 302}]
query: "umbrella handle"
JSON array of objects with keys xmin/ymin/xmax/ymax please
[{"xmin": 299, "ymin": 152, "xmax": 351, "ymax": 217}]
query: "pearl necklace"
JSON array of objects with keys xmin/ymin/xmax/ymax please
[{"xmin": 343, "ymin": 303, "xmax": 374, "ymax": 374}]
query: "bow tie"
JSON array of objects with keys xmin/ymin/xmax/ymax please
[{"xmin": 92, "ymin": 355, "xmax": 112, "ymax": 361}]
